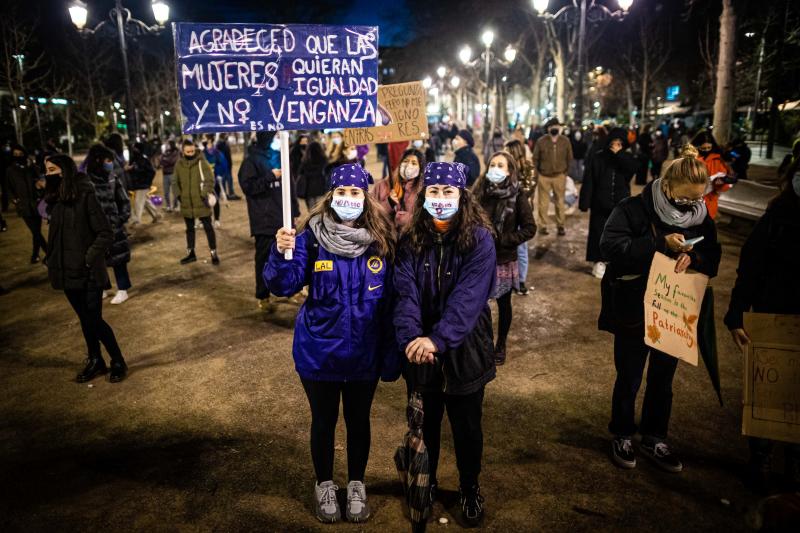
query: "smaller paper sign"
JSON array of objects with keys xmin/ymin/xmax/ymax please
[
  {"xmin": 643, "ymin": 252, "xmax": 709, "ymax": 365},
  {"xmin": 343, "ymin": 81, "xmax": 429, "ymax": 145}
]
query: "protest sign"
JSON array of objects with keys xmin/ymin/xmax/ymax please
[
  {"xmin": 643, "ymin": 252, "xmax": 709, "ymax": 365},
  {"xmin": 742, "ymin": 313, "xmax": 800, "ymax": 444},
  {"xmin": 343, "ymin": 81, "xmax": 429, "ymax": 145},
  {"xmin": 173, "ymin": 23, "xmax": 379, "ymax": 133}
]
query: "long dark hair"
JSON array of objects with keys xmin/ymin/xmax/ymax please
[
  {"xmin": 691, "ymin": 130, "xmax": 721, "ymax": 154},
  {"xmin": 472, "ymin": 151, "xmax": 518, "ymax": 202},
  {"xmin": 105, "ymin": 133, "xmax": 125, "ymax": 158},
  {"xmin": 45, "ymin": 154, "xmax": 82, "ymax": 204},
  {"xmin": 405, "ymin": 187, "xmax": 491, "ymax": 255},
  {"xmin": 299, "ymin": 189, "xmax": 396, "ymax": 260},
  {"xmin": 390, "ymin": 148, "xmax": 425, "ymax": 191},
  {"xmin": 301, "ymin": 141, "xmax": 327, "ymax": 169}
]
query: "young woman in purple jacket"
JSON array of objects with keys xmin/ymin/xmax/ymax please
[
  {"xmin": 264, "ymin": 164, "xmax": 397, "ymax": 524},
  {"xmin": 394, "ymin": 162, "xmax": 497, "ymax": 527}
]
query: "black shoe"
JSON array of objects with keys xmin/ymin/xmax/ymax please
[
  {"xmin": 538, "ymin": 227, "xmax": 549, "ymax": 236},
  {"xmin": 0, "ymin": 221, "xmax": 7, "ymax": 232},
  {"xmin": 30, "ymin": 255, "xmax": 40, "ymax": 264},
  {"xmin": 459, "ymin": 485, "xmax": 485, "ymax": 527},
  {"xmin": 228, "ymin": 194, "xmax": 241, "ymax": 201},
  {"xmin": 76, "ymin": 357, "xmax": 108, "ymax": 383},
  {"xmin": 494, "ymin": 342, "xmax": 506, "ymax": 366},
  {"xmin": 611, "ymin": 436, "xmax": 636, "ymax": 469},
  {"xmin": 210, "ymin": 250, "xmax": 220, "ymax": 265},
  {"xmin": 640, "ymin": 441, "xmax": 683, "ymax": 473},
  {"xmin": 518, "ymin": 282, "xmax": 529, "ymax": 296},
  {"xmin": 109, "ymin": 359, "xmax": 128, "ymax": 383},
  {"xmin": 557, "ymin": 226, "xmax": 566, "ymax": 236},
  {"xmin": 180, "ymin": 250, "xmax": 197, "ymax": 265}
]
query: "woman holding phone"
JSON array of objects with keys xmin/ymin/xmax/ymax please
[
  {"xmin": 264, "ymin": 163, "xmax": 397, "ymax": 524},
  {"xmin": 598, "ymin": 152, "xmax": 721, "ymax": 473}
]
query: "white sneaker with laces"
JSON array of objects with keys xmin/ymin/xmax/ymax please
[
  {"xmin": 102, "ymin": 290, "xmax": 109, "ymax": 299},
  {"xmin": 110, "ymin": 290, "xmax": 129, "ymax": 304},
  {"xmin": 314, "ymin": 481, "xmax": 341, "ymax": 523},
  {"xmin": 346, "ymin": 480, "xmax": 371, "ymax": 522},
  {"xmin": 592, "ymin": 262, "xmax": 606, "ymax": 279}
]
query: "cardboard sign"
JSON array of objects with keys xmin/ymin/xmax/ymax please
[
  {"xmin": 173, "ymin": 23, "xmax": 379, "ymax": 133},
  {"xmin": 643, "ymin": 252, "xmax": 709, "ymax": 365},
  {"xmin": 343, "ymin": 81, "xmax": 429, "ymax": 145},
  {"xmin": 742, "ymin": 313, "xmax": 800, "ymax": 444}
]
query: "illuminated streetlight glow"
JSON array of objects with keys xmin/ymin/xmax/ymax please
[
  {"xmin": 459, "ymin": 45, "xmax": 472, "ymax": 64},
  {"xmin": 163, "ymin": 110, "xmax": 171, "ymax": 116},
  {"xmin": 151, "ymin": 1, "xmax": 170, "ymax": 26},
  {"xmin": 422, "ymin": 76, "xmax": 432, "ymax": 89},
  {"xmin": 504, "ymin": 46, "xmax": 517, "ymax": 63},
  {"xmin": 533, "ymin": 0, "xmax": 550, "ymax": 15},
  {"xmin": 436, "ymin": 66, "xmax": 446, "ymax": 78},
  {"xmin": 114, "ymin": 102, "xmax": 121, "ymax": 109},
  {"xmin": 617, "ymin": 0, "xmax": 633, "ymax": 12},
  {"xmin": 481, "ymin": 30, "xmax": 494, "ymax": 48},
  {"xmin": 68, "ymin": 1, "xmax": 88, "ymax": 30},
  {"xmin": 450, "ymin": 75, "xmax": 460, "ymax": 88},
  {"xmin": 97, "ymin": 110, "xmax": 106, "ymax": 117},
  {"xmin": 745, "ymin": 32, "xmax": 755, "ymax": 38}
]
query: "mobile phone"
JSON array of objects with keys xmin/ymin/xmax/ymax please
[{"xmin": 682, "ymin": 236, "xmax": 704, "ymax": 248}]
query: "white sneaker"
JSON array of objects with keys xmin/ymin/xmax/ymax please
[
  {"xmin": 314, "ymin": 481, "xmax": 341, "ymax": 523},
  {"xmin": 102, "ymin": 290, "xmax": 109, "ymax": 299},
  {"xmin": 195, "ymin": 220, "xmax": 201, "ymax": 228},
  {"xmin": 110, "ymin": 290, "xmax": 129, "ymax": 304},
  {"xmin": 214, "ymin": 220, "xmax": 221, "ymax": 229},
  {"xmin": 346, "ymin": 481, "xmax": 371, "ymax": 523},
  {"xmin": 592, "ymin": 262, "xmax": 606, "ymax": 279}
]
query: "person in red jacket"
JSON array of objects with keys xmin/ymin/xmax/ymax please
[{"xmin": 690, "ymin": 131, "xmax": 731, "ymax": 219}]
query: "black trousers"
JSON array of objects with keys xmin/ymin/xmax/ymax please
[
  {"xmin": 496, "ymin": 291, "xmax": 512, "ymax": 347},
  {"xmin": 609, "ymin": 334, "xmax": 678, "ymax": 441},
  {"xmin": 213, "ymin": 181, "xmax": 221, "ymax": 221},
  {"xmin": 301, "ymin": 378, "xmax": 378, "ymax": 483},
  {"xmin": 184, "ymin": 217, "xmax": 216, "ymax": 251},
  {"xmin": 410, "ymin": 383, "xmax": 485, "ymax": 489},
  {"xmin": 22, "ymin": 215, "xmax": 47, "ymax": 258},
  {"xmin": 651, "ymin": 160, "xmax": 664, "ymax": 180},
  {"xmin": 254, "ymin": 234, "xmax": 275, "ymax": 300},
  {"xmin": 64, "ymin": 288, "xmax": 123, "ymax": 362}
]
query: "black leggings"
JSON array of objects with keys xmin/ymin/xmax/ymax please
[
  {"xmin": 184, "ymin": 217, "xmax": 216, "ymax": 251},
  {"xmin": 213, "ymin": 181, "xmax": 221, "ymax": 221},
  {"xmin": 64, "ymin": 289, "xmax": 123, "ymax": 362},
  {"xmin": 496, "ymin": 291, "xmax": 512, "ymax": 347},
  {"xmin": 301, "ymin": 378, "xmax": 378, "ymax": 483},
  {"xmin": 22, "ymin": 215, "xmax": 47, "ymax": 258}
]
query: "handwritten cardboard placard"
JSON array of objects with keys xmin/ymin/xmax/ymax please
[
  {"xmin": 343, "ymin": 81, "xmax": 429, "ymax": 145},
  {"xmin": 643, "ymin": 252, "xmax": 709, "ymax": 365},
  {"xmin": 173, "ymin": 23, "xmax": 379, "ymax": 133},
  {"xmin": 742, "ymin": 313, "xmax": 800, "ymax": 444}
]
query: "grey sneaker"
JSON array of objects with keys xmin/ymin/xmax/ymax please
[
  {"xmin": 314, "ymin": 481, "xmax": 341, "ymax": 523},
  {"xmin": 641, "ymin": 441, "xmax": 683, "ymax": 473},
  {"xmin": 346, "ymin": 480, "xmax": 371, "ymax": 522}
]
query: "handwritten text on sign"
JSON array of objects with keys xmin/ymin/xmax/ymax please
[
  {"xmin": 173, "ymin": 23, "xmax": 379, "ymax": 133},
  {"xmin": 344, "ymin": 81, "xmax": 429, "ymax": 145},
  {"xmin": 643, "ymin": 252, "xmax": 709, "ymax": 365}
]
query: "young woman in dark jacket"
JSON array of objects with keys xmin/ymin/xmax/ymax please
[
  {"xmin": 724, "ymin": 160, "xmax": 800, "ymax": 493},
  {"xmin": 579, "ymin": 128, "xmax": 639, "ymax": 279},
  {"xmin": 7, "ymin": 143, "xmax": 46, "ymax": 263},
  {"xmin": 599, "ymin": 154, "xmax": 721, "ymax": 474},
  {"xmin": 43, "ymin": 155, "xmax": 127, "ymax": 383},
  {"xmin": 296, "ymin": 140, "xmax": 328, "ymax": 211},
  {"xmin": 126, "ymin": 142, "xmax": 159, "ymax": 225},
  {"xmin": 86, "ymin": 144, "xmax": 133, "ymax": 305},
  {"xmin": 394, "ymin": 162, "xmax": 496, "ymax": 527},
  {"xmin": 473, "ymin": 151, "xmax": 536, "ymax": 364}
]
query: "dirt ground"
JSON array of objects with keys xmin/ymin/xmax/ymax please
[{"xmin": 0, "ymin": 152, "xmax": 772, "ymax": 532}]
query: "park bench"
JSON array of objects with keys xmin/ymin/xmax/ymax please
[{"xmin": 717, "ymin": 180, "xmax": 778, "ymax": 221}]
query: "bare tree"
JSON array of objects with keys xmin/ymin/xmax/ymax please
[
  {"xmin": 516, "ymin": 14, "xmax": 549, "ymax": 124},
  {"xmin": 713, "ymin": 0, "xmax": 736, "ymax": 144},
  {"xmin": 544, "ymin": 20, "xmax": 578, "ymax": 121}
]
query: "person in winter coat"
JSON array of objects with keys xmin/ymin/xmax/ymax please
[
  {"xmin": 473, "ymin": 152, "xmax": 536, "ymax": 365},
  {"xmin": 215, "ymin": 134, "xmax": 240, "ymax": 200},
  {"xmin": 568, "ymin": 126, "xmax": 589, "ymax": 183},
  {"xmin": 174, "ymin": 140, "xmax": 219, "ymax": 266},
  {"xmin": 158, "ymin": 140, "xmax": 180, "ymax": 211},
  {"xmin": 43, "ymin": 154, "xmax": 127, "ymax": 383},
  {"xmin": 724, "ymin": 160, "xmax": 800, "ymax": 494},
  {"xmin": 725, "ymin": 136, "xmax": 751, "ymax": 181},
  {"xmin": 690, "ymin": 131, "xmax": 731, "ymax": 219},
  {"xmin": 635, "ymin": 124, "xmax": 654, "ymax": 185},
  {"xmin": 394, "ymin": 161, "xmax": 497, "ymax": 527},
  {"xmin": 7, "ymin": 144, "xmax": 46, "ymax": 263},
  {"xmin": 651, "ymin": 130, "xmax": 669, "ymax": 179},
  {"xmin": 239, "ymin": 131, "xmax": 299, "ymax": 310},
  {"xmin": 505, "ymin": 139, "xmax": 536, "ymax": 295},
  {"xmin": 579, "ymin": 128, "xmax": 639, "ymax": 279},
  {"xmin": 289, "ymin": 133, "xmax": 309, "ymax": 182},
  {"xmin": 482, "ymin": 129, "xmax": 506, "ymax": 165},
  {"xmin": 203, "ymin": 136, "xmax": 229, "ymax": 227},
  {"xmin": 372, "ymin": 148, "xmax": 425, "ymax": 231},
  {"xmin": 532, "ymin": 117, "xmax": 573, "ymax": 236},
  {"xmin": 599, "ymin": 154, "xmax": 721, "ymax": 474},
  {"xmin": 452, "ymin": 129, "xmax": 481, "ymax": 187},
  {"xmin": 86, "ymin": 144, "xmax": 132, "ymax": 305},
  {"xmin": 296, "ymin": 141, "xmax": 328, "ymax": 211},
  {"xmin": 126, "ymin": 142, "xmax": 159, "ymax": 224},
  {"xmin": 265, "ymin": 163, "xmax": 397, "ymax": 524}
]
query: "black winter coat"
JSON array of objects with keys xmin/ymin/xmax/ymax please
[
  {"xmin": 454, "ymin": 146, "xmax": 481, "ymax": 187},
  {"xmin": 478, "ymin": 186, "xmax": 536, "ymax": 264},
  {"xmin": 598, "ymin": 182, "xmax": 721, "ymax": 336},
  {"xmin": 88, "ymin": 171, "xmax": 131, "ymax": 267},
  {"xmin": 7, "ymin": 161, "xmax": 42, "ymax": 218},
  {"xmin": 297, "ymin": 155, "xmax": 327, "ymax": 199},
  {"xmin": 126, "ymin": 154, "xmax": 156, "ymax": 190},
  {"xmin": 580, "ymin": 148, "xmax": 638, "ymax": 212},
  {"xmin": 238, "ymin": 145, "xmax": 299, "ymax": 236},
  {"xmin": 46, "ymin": 177, "xmax": 114, "ymax": 290},
  {"xmin": 724, "ymin": 192, "xmax": 800, "ymax": 330}
]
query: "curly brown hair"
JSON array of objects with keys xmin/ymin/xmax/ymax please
[{"xmin": 299, "ymin": 190, "xmax": 396, "ymax": 260}]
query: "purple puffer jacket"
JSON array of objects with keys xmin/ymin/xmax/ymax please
[{"xmin": 394, "ymin": 226, "xmax": 497, "ymax": 395}]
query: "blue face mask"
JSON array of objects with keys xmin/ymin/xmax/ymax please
[
  {"xmin": 793, "ymin": 172, "xmax": 800, "ymax": 197},
  {"xmin": 270, "ymin": 137, "xmax": 281, "ymax": 151},
  {"xmin": 331, "ymin": 196, "xmax": 364, "ymax": 221},
  {"xmin": 103, "ymin": 162, "xmax": 115, "ymax": 173},
  {"xmin": 486, "ymin": 167, "xmax": 508, "ymax": 184},
  {"xmin": 424, "ymin": 197, "xmax": 459, "ymax": 220}
]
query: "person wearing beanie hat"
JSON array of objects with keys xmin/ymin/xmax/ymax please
[
  {"xmin": 264, "ymin": 162, "xmax": 398, "ymax": 524},
  {"xmin": 452, "ymin": 129, "xmax": 481, "ymax": 187},
  {"xmin": 394, "ymin": 161, "xmax": 497, "ymax": 527},
  {"xmin": 533, "ymin": 116, "xmax": 573, "ymax": 236}
]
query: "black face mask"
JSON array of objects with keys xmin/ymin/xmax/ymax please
[
  {"xmin": 698, "ymin": 149, "xmax": 711, "ymax": 157},
  {"xmin": 184, "ymin": 153, "xmax": 196, "ymax": 160},
  {"xmin": 668, "ymin": 197, "xmax": 695, "ymax": 212},
  {"xmin": 549, "ymin": 128, "xmax": 560, "ymax": 136},
  {"xmin": 13, "ymin": 155, "xmax": 26, "ymax": 164}
]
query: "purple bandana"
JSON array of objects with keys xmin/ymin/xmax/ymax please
[
  {"xmin": 423, "ymin": 162, "xmax": 467, "ymax": 189},
  {"xmin": 329, "ymin": 163, "xmax": 371, "ymax": 191}
]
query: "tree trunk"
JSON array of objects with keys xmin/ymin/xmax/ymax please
[
  {"xmin": 626, "ymin": 81, "xmax": 636, "ymax": 127},
  {"xmin": 712, "ymin": 0, "xmax": 736, "ymax": 145},
  {"xmin": 554, "ymin": 53, "xmax": 566, "ymax": 121}
]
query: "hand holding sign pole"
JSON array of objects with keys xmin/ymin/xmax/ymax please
[{"xmin": 279, "ymin": 130, "xmax": 293, "ymax": 260}]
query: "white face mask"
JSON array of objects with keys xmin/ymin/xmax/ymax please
[
  {"xmin": 270, "ymin": 137, "xmax": 281, "ymax": 151},
  {"xmin": 346, "ymin": 149, "xmax": 358, "ymax": 160},
  {"xmin": 412, "ymin": 140, "xmax": 423, "ymax": 149},
  {"xmin": 400, "ymin": 164, "xmax": 420, "ymax": 180},
  {"xmin": 574, "ymin": 131, "xmax": 582, "ymax": 141},
  {"xmin": 332, "ymin": 137, "xmax": 343, "ymax": 145}
]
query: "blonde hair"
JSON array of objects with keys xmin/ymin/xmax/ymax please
[{"xmin": 661, "ymin": 144, "xmax": 708, "ymax": 186}]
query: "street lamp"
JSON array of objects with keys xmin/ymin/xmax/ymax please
[
  {"xmin": 481, "ymin": 30, "xmax": 494, "ymax": 48},
  {"xmin": 459, "ymin": 46, "xmax": 472, "ymax": 65},
  {"xmin": 534, "ymin": 0, "xmax": 632, "ymax": 124},
  {"xmin": 422, "ymin": 76, "xmax": 433, "ymax": 89},
  {"xmin": 68, "ymin": 0, "xmax": 170, "ymax": 139},
  {"xmin": 450, "ymin": 76, "xmax": 461, "ymax": 89},
  {"xmin": 437, "ymin": 66, "xmax": 447, "ymax": 79}
]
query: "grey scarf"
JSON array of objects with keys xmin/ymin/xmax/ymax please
[
  {"xmin": 651, "ymin": 178, "xmax": 707, "ymax": 228},
  {"xmin": 309, "ymin": 213, "xmax": 374, "ymax": 258}
]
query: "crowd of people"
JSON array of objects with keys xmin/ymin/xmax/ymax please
[{"xmin": 0, "ymin": 115, "xmax": 798, "ymax": 527}]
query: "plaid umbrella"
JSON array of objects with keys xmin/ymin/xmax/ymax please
[
  {"xmin": 395, "ymin": 390, "xmax": 432, "ymax": 533},
  {"xmin": 698, "ymin": 286, "xmax": 723, "ymax": 406}
]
